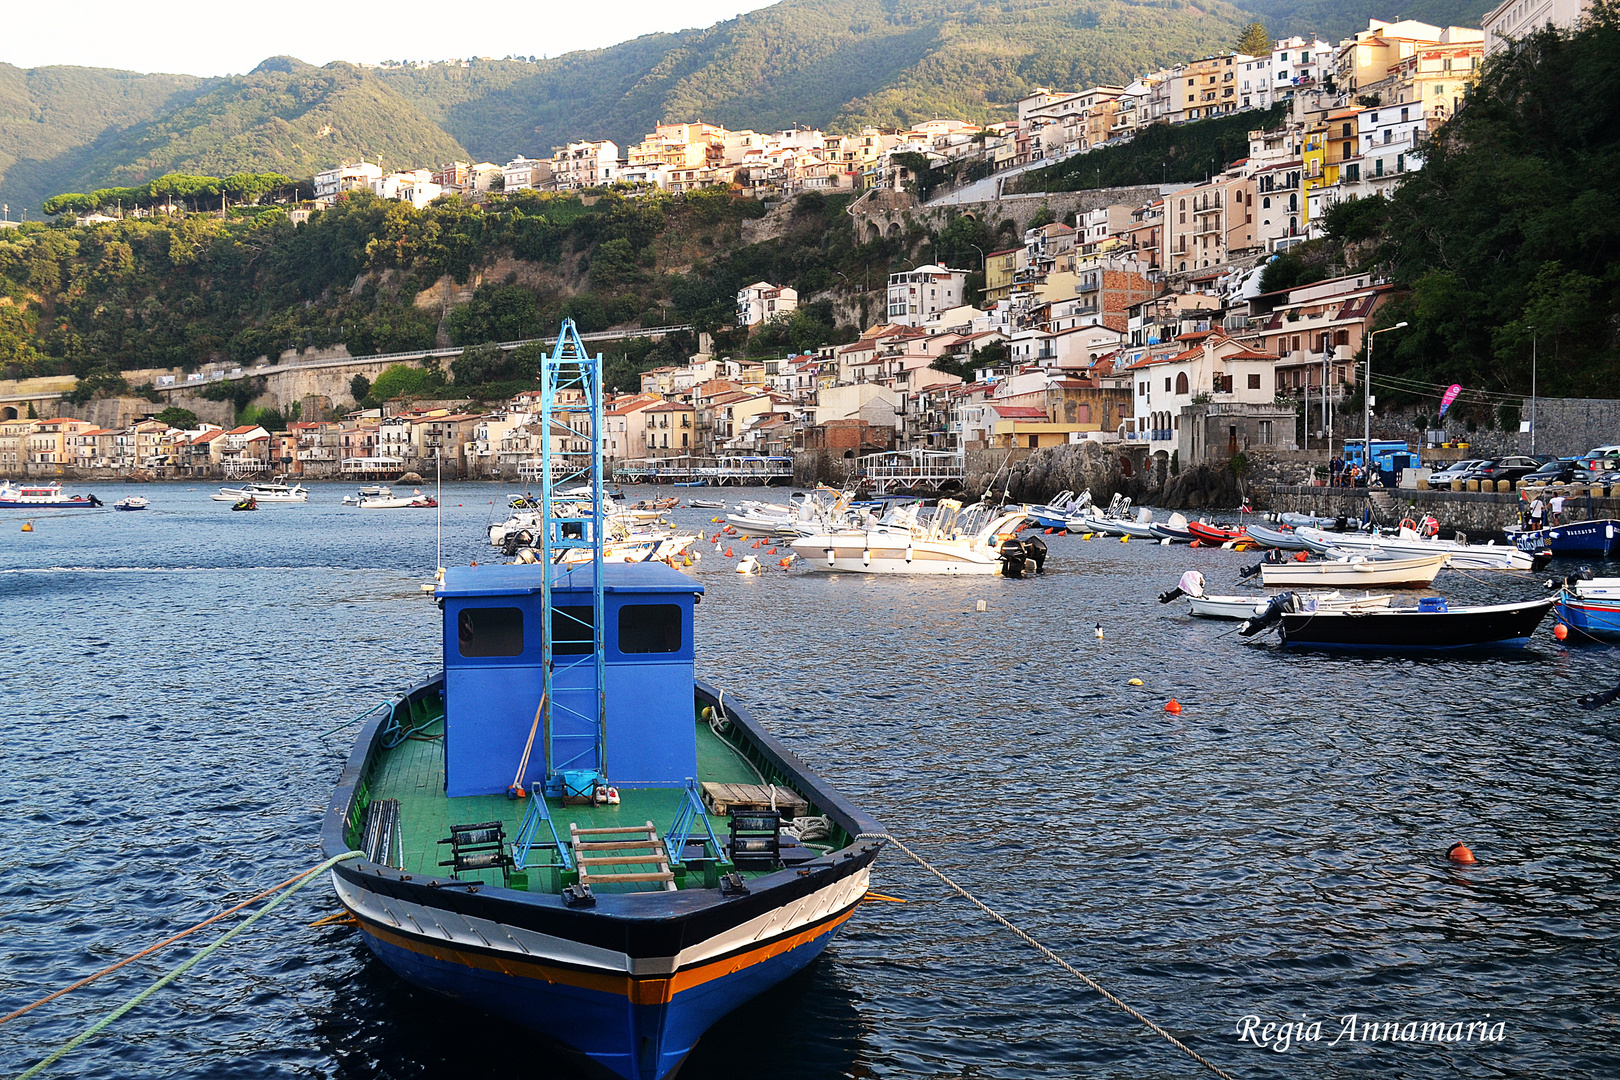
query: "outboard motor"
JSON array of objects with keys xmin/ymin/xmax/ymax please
[
  {"xmin": 1239, "ymin": 592, "xmax": 1296, "ymax": 637},
  {"xmin": 1022, "ymin": 535, "xmax": 1048, "ymax": 573},
  {"xmin": 1238, "ymin": 561, "xmax": 1262, "ymax": 580},
  {"xmin": 1332, "ymin": 515, "xmax": 1348, "ymax": 532},
  {"xmin": 998, "ymin": 538, "xmax": 1029, "ymax": 578},
  {"xmin": 1530, "ymin": 551, "xmax": 1554, "ymax": 573},
  {"xmin": 88, "ymin": 494, "xmax": 103, "ymax": 507},
  {"xmin": 1158, "ymin": 570, "xmax": 1206, "ymax": 604}
]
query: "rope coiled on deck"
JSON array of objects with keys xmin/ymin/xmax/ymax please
[
  {"xmin": 859, "ymin": 832, "xmax": 1237, "ymax": 1080},
  {"xmin": 11, "ymin": 851, "xmax": 364, "ymax": 1080}
]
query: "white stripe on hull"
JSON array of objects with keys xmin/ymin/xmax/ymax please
[{"xmin": 333, "ymin": 868, "xmax": 870, "ymax": 977}]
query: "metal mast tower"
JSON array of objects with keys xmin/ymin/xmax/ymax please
[{"xmin": 539, "ymin": 319, "xmax": 608, "ymax": 799}]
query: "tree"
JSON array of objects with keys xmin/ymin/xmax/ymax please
[
  {"xmin": 154, "ymin": 406, "xmax": 198, "ymax": 428},
  {"xmin": 1238, "ymin": 22, "xmax": 1270, "ymax": 57},
  {"xmin": 350, "ymin": 374, "xmax": 372, "ymax": 402}
]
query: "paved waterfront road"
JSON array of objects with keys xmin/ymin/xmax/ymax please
[{"xmin": 2, "ymin": 484, "xmax": 1617, "ymax": 1079}]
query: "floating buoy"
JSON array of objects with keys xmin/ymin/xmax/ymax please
[
  {"xmin": 711, "ymin": 517, "xmax": 722, "ymax": 523},
  {"xmin": 1045, "ymin": 527, "xmax": 1055, "ymax": 534},
  {"xmin": 1554, "ymin": 623, "xmax": 1569, "ymax": 641},
  {"xmin": 975, "ymin": 599, "xmax": 987, "ymax": 612},
  {"xmin": 751, "ymin": 540, "xmax": 762, "ymax": 548},
  {"xmin": 682, "ymin": 556, "xmax": 693, "ymax": 566},
  {"xmin": 1120, "ymin": 535, "xmax": 1130, "ymax": 543},
  {"xmin": 21, "ymin": 521, "xmax": 33, "ymax": 532},
  {"xmin": 1163, "ymin": 699, "xmax": 1182, "ymax": 714},
  {"xmin": 724, "ymin": 547, "xmax": 734, "ymax": 557},
  {"xmin": 470, "ymin": 559, "xmax": 478, "ymax": 566},
  {"xmin": 1095, "ymin": 623, "xmax": 1104, "ymax": 639},
  {"xmin": 1128, "ymin": 678, "xmax": 1143, "ymax": 686},
  {"xmin": 1189, "ymin": 540, "xmax": 1201, "ymax": 548},
  {"xmin": 736, "ymin": 555, "xmax": 761, "ymax": 575},
  {"xmin": 766, "ymin": 547, "xmax": 777, "ymax": 555},
  {"xmin": 1160, "ymin": 537, "xmax": 1171, "ymax": 546},
  {"xmin": 1447, "ymin": 842, "xmax": 1476, "ymax": 865},
  {"xmin": 778, "ymin": 557, "xmax": 793, "ymax": 568}
]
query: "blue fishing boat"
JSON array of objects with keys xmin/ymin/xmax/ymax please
[
  {"xmin": 1510, "ymin": 518, "xmax": 1620, "ymax": 557},
  {"xmin": 1553, "ymin": 575, "xmax": 1620, "ymax": 639},
  {"xmin": 322, "ymin": 323, "xmax": 883, "ymax": 1080}
]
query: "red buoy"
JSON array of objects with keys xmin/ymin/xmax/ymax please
[
  {"xmin": 724, "ymin": 548, "xmax": 734, "ymax": 557},
  {"xmin": 1448, "ymin": 843, "xmax": 1476, "ymax": 864},
  {"xmin": 1554, "ymin": 623, "xmax": 1569, "ymax": 642},
  {"xmin": 1164, "ymin": 699, "xmax": 1182, "ymax": 714}
]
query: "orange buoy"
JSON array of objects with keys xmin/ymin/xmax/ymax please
[
  {"xmin": 1044, "ymin": 527, "xmax": 1054, "ymax": 534},
  {"xmin": 778, "ymin": 557, "xmax": 792, "ymax": 567},
  {"xmin": 724, "ymin": 547, "xmax": 734, "ymax": 557},
  {"xmin": 1164, "ymin": 699, "xmax": 1182, "ymax": 714},
  {"xmin": 1447, "ymin": 842, "xmax": 1476, "ymax": 864},
  {"xmin": 766, "ymin": 547, "xmax": 777, "ymax": 554},
  {"xmin": 1295, "ymin": 550, "xmax": 1309, "ymax": 562},
  {"xmin": 1553, "ymin": 623, "xmax": 1569, "ymax": 642},
  {"xmin": 751, "ymin": 540, "xmax": 761, "ymax": 548}
]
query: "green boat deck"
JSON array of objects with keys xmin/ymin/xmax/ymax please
[{"xmin": 351, "ymin": 700, "xmax": 822, "ymax": 895}]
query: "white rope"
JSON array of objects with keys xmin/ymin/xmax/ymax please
[{"xmin": 859, "ymin": 832, "xmax": 1236, "ymax": 1080}]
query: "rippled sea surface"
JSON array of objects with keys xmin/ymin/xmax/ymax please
[{"xmin": 3, "ymin": 482, "xmax": 1618, "ymax": 1080}]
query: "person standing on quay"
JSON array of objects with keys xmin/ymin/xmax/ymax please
[{"xmin": 1331, "ymin": 456, "xmax": 1343, "ymax": 487}]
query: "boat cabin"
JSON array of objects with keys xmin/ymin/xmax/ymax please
[{"xmin": 437, "ymin": 562, "xmax": 703, "ymax": 798}]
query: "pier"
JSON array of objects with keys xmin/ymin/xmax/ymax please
[
  {"xmin": 856, "ymin": 450, "xmax": 966, "ymax": 496},
  {"xmin": 612, "ymin": 455, "xmax": 793, "ymax": 486},
  {"xmin": 1257, "ymin": 483, "xmax": 1620, "ymax": 536}
]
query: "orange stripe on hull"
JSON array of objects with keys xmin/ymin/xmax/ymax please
[{"xmin": 354, "ymin": 904, "xmax": 859, "ymax": 1005}]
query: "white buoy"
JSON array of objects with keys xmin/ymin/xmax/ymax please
[
  {"xmin": 976, "ymin": 599, "xmax": 987, "ymax": 612},
  {"xmin": 736, "ymin": 555, "xmax": 761, "ymax": 574}
]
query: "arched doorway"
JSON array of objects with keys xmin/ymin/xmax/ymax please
[{"xmin": 0, "ymin": 406, "xmax": 16, "ymax": 421}]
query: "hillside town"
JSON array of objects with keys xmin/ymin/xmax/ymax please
[{"xmin": 5, "ymin": 8, "xmax": 1594, "ymax": 485}]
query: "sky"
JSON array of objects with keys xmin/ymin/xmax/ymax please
[{"xmin": 2, "ymin": 0, "xmax": 778, "ymax": 76}]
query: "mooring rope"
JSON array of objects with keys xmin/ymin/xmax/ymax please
[
  {"xmin": 10, "ymin": 851, "xmax": 363, "ymax": 1080},
  {"xmin": 859, "ymin": 832, "xmax": 1236, "ymax": 1080}
]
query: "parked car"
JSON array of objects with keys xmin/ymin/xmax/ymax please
[
  {"xmin": 1428, "ymin": 459, "xmax": 1485, "ymax": 485},
  {"xmin": 1524, "ymin": 457, "xmax": 1581, "ymax": 485},
  {"xmin": 1575, "ymin": 457, "xmax": 1620, "ymax": 484},
  {"xmin": 1470, "ymin": 456, "xmax": 1549, "ymax": 485}
]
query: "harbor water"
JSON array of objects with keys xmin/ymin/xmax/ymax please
[{"xmin": 3, "ymin": 484, "xmax": 1617, "ymax": 1079}]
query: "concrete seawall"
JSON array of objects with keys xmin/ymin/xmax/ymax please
[{"xmin": 1257, "ymin": 484, "xmax": 1620, "ymax": 538}]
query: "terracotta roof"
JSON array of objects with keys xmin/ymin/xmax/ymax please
[
  {"xmin": 192, "ymin": 430, "xmax": 223, "ymax": 443},
  {"xmin": 226, "ymin": 425, "xmax": 259, "ymax": 435},
  {"xmin": 642, "ymin": 401, "xmax": 693, "ymax": 413},
  {"xmin": 992, "ymin": 405, "xmax": 1048, "ymax": 419}
]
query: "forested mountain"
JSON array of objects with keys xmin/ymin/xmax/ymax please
[
  {"xmin": 1241, "ymin": 0, "xmax": 1497, "ymax": 43},
  {"xmin": 0, "ymin": 59, "xmax": 466, "ymax": 212},
  {"xmin": 0, "ymin": 0, "xmax": 1386, "ymax": 211}
]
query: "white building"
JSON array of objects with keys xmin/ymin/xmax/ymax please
[
  {"xmin": 313, "ymin": 161, "xmax": 383, "ymax": 202},
  {"xmin": 549, "ymin": 141, "xmax": 620, "ymax": 190},
  {"xmin": 736, "ymin": 282, "xmax": 799, "ymax": 327},
  {"xmin": 886, "ymin": 265, "xmax": 971, "ymax": 328},
  {"xmin": 1484, "ymin": 0, "xmax": 1591, "ymax": 54},
  {"xmin": 1271, "ymin": 37, "xmax": 1333, "ymax": 100},
  {"xmin": 502, "ymin": 157, "xmax": 552, "ymax": 192},
  {"xmin": 1356, "ymin": 104, "xmax": 1428, "ymax": 195}
]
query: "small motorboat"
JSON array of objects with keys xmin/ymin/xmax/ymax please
[
  {"xmin": 113, "ymin": 496, "xmax": 149, "ymax": 511},
  {"xmin": 1258, "ymin": 552, "xmax": 1449, "ymax": 588},
  {"xmin": 1148, "ymin": 512, "xmax": 1195, "ymax": 543},
  {"xmin": 1508, "ymin": 518, "xmax": 1620, "ymax": 558},
  {"xmin": 1294, "ymin": 526, "xmax": 1541, "ymax": 571},
  {"xmin": 687, "ymin": 498, "xmax": 725, "ymax": 509},
  {"xmin": 1187, "ymin": 520, "xmax": 1244, "ymax": 546},
  {"xmin": 0, "ymin": 482, "xmax": 102, "ymax": 508},
  {"xmin": 1241, "ymin": 593, "xmax": 1556, "ymax": 650},
  {"xmin": 343, "ymin": 485, "xmax": 391, "ymax": 506},
  {"xmin": 410, "ymin": 495, "xmax": 439, "ymax": 508},
  {"xmin": 212, "ymin": 481, "xmax": 309, "ymax": 503},
  {"xmin": 357, "ymin": 488, "xmax": 422, "ymax": 509},
  {"xmin": 231, "ymin": 496, "xmax": 258, "ymax": 511},
  {"xmin": 1158, "ymin": 571, "xmax": 1392, "ymax": 620},
  {"xmin": 1552, "ymin": 571, "xmax": 1620, "ymax": 640},
  {"xmin": 1243, "ymin": 522, "xmax": 1311, "ymax": 550}
]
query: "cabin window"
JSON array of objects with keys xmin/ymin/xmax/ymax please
[
  {"xmin": 619, "ymin": 604, "xmax": 682, "ymax": 653},
  {"xmin": 551, "ymin": 605, "xmax": 595, "ymax": 654},
  {"xmin": 458, "ymin": 607, "xmax": 524, "ymax": 657}
]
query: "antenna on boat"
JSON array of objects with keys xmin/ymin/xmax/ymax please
[
  {"xmin": 539, "ymin": 319, "xmax": 608, "ymax": 800},
  {"xmin": 435, "ymin": 449, "xmax": 443, "ymax": 578}
]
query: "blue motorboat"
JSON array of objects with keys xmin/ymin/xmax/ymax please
[
  {"xmin": 1552, "ymin": 574, "xmax": 1620, "ymax": 640},
  {"xmin": 1510, "ymin": 518, "xmax": 1620, "ymax": 557}
]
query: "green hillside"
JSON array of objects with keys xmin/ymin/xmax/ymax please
[
  {"xmin": 1240, "ymin": 0, "xmax": 1498, "ymax": 43},
  {"xmin": 376, "ymin": 0, "xmax": 1257, "ymax": 161}
]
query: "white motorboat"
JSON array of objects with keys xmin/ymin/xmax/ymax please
[
  {"xmin": 0, "ymin": 482, "xmax": 103, "ymax": 508},
  {"xmin": 211, "ymin": 481, "xmax": 309, "ymax": 503},
  {"xmin": 113, "ymin": 496, "xmax": 149, "ymax": 511},
  {"xmin": 1161, "ymin": 570, "xmax": 1393, "ymax": 619},
  {"xmin": 791, "ymin": 499, "xmax": 1035, "ymax": 575},
  {"xmin": 358, "ymin": 488, "xmax": 428, "ymax": 509},
  {"xmin": 1293, "ymin": 526, "xmax": 1537, "ymax": 571},
  {"xmin": 342, "ymin": 485, "xmax": 390, "ymax": 506},
  {"xmin": 1259, "ymin": 552, "xmax": 1449, "ymax": 588}
]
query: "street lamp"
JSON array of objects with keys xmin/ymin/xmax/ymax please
[
  {"xmin": 1364, "ymin": 320, "xmax": 1408, "ymax": 472},
  {"xmin": 1528, "ymin": 324, "xmax": 1537, "ymax": 453}
]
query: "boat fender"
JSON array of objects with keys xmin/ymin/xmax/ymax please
[
  {"xmin": 862, "ymin": 547, "xmax": 871, "ymax": 566},
  {"xmin": 905, "ymin": 543, "xmax": 914, "ymax": 563},
  {"xmin": 825, "ymin": 547, "xmax": 835, "ymax": 566}
]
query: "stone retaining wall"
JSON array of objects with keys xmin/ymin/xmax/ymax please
[{"xmin": 1258, "ymin": 484, "xmax": 1620, "ymax": 536}]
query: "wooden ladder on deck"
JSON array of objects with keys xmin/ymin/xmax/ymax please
[{"xmin": 570, "ymin": 822, "xmax": 677, "ymax": 892}]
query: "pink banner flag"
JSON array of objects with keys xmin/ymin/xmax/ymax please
[{"xmin": 1438, "ymin": 384, "xmax": 1462, "ymax": 417}]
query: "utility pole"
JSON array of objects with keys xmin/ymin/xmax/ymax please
[{"xmin": 1530, "ymin": 326, "xmax": 1537, "ymax": 454}]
